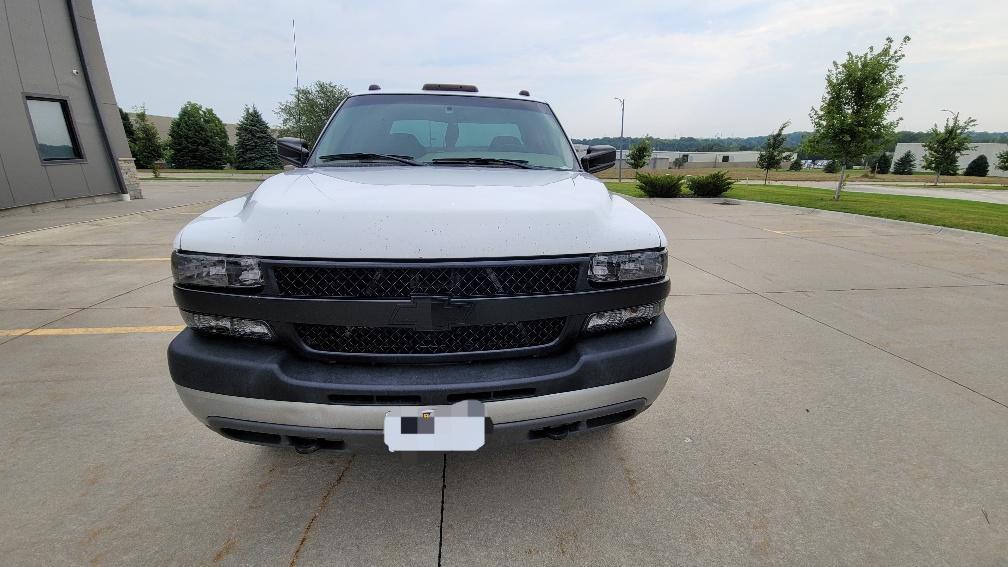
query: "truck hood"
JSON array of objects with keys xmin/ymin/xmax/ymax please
[{"xmin": 175, "ymin": 167, "xmax": 665, "ymax": 259}]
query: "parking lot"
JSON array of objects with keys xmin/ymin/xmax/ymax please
[{"xmin": 2, "ymin": 180, "xmax": 1007, "ymax": 565}]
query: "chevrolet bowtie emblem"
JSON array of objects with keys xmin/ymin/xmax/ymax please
[{"xmin": 390, "ymin": 296, "xmax": 474, "ymax": 331}]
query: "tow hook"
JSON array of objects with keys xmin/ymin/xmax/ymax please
[
  {"xmin": 292, "ymin": 439, "xmax": 321, "ymax": 454},
  {"xmin": 543, "ymin": 425, "xmax": 573, "ymax": 440}
]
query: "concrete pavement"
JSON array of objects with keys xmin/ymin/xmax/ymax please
[{"xmin": 1, "ymin": 183, "xmax": 1006, "ymax": 565}]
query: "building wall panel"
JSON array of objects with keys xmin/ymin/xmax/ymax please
[{"xmin": 0, "ymin": 0, "xmax": 56, "ymax": 206}]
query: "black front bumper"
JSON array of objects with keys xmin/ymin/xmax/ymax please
[{"xmin": 168, "ymin": 315, "xmax": 676, "ymax": 406}]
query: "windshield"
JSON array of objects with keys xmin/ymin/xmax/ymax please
[{"xmin": 310, "ymin": 94, "xmax": 577, "ymax": 170}]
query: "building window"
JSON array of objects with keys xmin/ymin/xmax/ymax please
[
  {"xmin": 25, "ymin": 97, "xmax": 83, "ymax": 162},
  {"xmin": 721, "ymin": 155, "xmax": 730, "ymax": 162}
]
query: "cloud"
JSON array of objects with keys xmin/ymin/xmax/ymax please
[{"xmin": 94, "ymin": 0, "xmax": 1008, "ymax": 137}]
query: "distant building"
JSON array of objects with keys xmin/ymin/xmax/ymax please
[
  {"xmin": 0, "ymin": 0, "xmax": 138, "ymax": 211},
  {"xmin": 572, "ymin": 144, "xmax": 767, "ymax": 171},
  {"xmin": 893, "ymin": 142, "xmax": 1007, "ymax": 177},
  {"xmin": 657, "ymin": 151, "xmax": 763, "ymax": 169}
]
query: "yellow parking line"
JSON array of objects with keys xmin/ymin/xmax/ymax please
[
  {"xmin": 0, "ymin": 325, "xmax": 184, "ymax": 337},
  {"xmin": 87, "ymin": 258, "xmax": 171, "ymax": 262}
]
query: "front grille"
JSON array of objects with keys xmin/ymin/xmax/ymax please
[
  {"xmin": 296, "ymin": 318, "xmax": 565, "ymax": 355},
  {"xmin": 273, "ymin": 263, "xmax": 579, "ymax": 298}
]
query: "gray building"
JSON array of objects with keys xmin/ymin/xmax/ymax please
[
  {"xmin": 893, "ymin": 142, "xmax": 1008, "ymax": 177},
  {"xmin": 0, "ymin": 0, "xmax": 138, "ymax": 212}
]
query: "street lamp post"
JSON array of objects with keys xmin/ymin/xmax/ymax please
[{"xmin": 614, "ymin": 97, "xmax": 625, "ymax": 182}]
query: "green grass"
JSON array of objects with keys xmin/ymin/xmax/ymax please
[
  {"xmin": 726, "ymin": 184, "xmax": 1008, "ymax": 236},
  {"xmin": 605, "ymin": 181, "xmax": 647, "ymax": 198},
  {"xmin": 604, "ymin": 181, "xmax": 1008, "ymax": 237}
]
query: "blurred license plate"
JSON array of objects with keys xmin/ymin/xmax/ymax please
[{"xmin": 384, "ymin": 400, "xmax": 485, "ymax": 452}]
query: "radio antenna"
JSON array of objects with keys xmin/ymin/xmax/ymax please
[{"xmin": 292, "ymin": 18, "xmax": 302, "ymax": 141}]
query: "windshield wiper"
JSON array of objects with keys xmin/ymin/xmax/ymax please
[
  {"xmin": 431, "ymin": 157, "xmax": 534, "ymax": 169},
  {"xmin": 317, "ymin": 153, "xmax": 422, "ymax": 166}
]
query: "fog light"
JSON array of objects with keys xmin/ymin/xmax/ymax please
[
  {"xmin": 181, "ymin": 310, "xmax": 274, "ymax": 341},
  {"xmin": 583, "ymin": 302, "xmax": 663, "ymax": 335}
]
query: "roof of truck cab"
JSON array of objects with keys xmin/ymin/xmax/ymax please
[{"xmin": 349, "ymin": 90, "xmax": 549, "ymax": 104}]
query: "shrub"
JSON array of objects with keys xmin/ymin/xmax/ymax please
[
  {"xmin": 686, "ymin": 171, "xmax": 734, "ymax": 197},
  {"xmin": 823, "ymin": 160, "xmax": 838, "ymax": 173},
  {"xmin": 964, "ymin": 154, "xmax": 989, "ymax": 177},
  {"xmin": 636, "ymin": 172, "xmax": 684, "ymax": 198},
  {"xmin": 788, "ymin": 157, "xmax": 803, "ymax": 171}
]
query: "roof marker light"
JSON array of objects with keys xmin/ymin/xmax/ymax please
[{"xmin": 422, "ymin": 83, "xmax": 478, "ymax": 92}]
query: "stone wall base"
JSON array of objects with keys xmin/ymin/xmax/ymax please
[{"xmin": 118, "ymin": 157, "xmax": 143, "ymax": 199}]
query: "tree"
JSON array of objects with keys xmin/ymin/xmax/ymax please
[
  {"xmin": 964, "ymin": 154, "xmax": 989, "ymax": 177},
  {"xmin": 756, "ymin": 120, "xmax": 793, "ymax": 184},
  {"xmin": 875, "ymin": 152, "xmax": 892, "ymax": 174},
  {"xmin": 997, "ymin": 149, "xmax": 1008, "ymax": 173},
  {"xmin": 805, "ymin": 36, "xmax": 910, "ymax": 200},
  {"xmin": 235, "ymin": 105, "xmax": 282, "ymax": 170},
  {"xmin": 892, "ymin": 150, "xmax": 916, "ymax": 174},
  {"xmin": 275, "ymin": 81, "xmax": 350, "ymax": 147},
  {"xmin": 131, "ymin": 108, "xmax": 163, "ymax": 169},
  {"xmin": 625, "ymin": 138, "xmax": 653, "ymax": 170},
  {"xmin": 119, "ymin": 107, "xmax": 136, "ymax": 154},
  {"xmin": 168, "ymin": 102, "xmax": 230, "ymax": 169},
  {"xmin": 922, "ymin": 112, "xmax": 977, "ymax": 184},
  {"xmin": 823, "ymin": 160, "xmax": 838, "ymax": 173},
  {"xmin": 672, "ymin": 156, "xmax": 686, "ymax": 169},
  {"xmin": 203, "ymin": 107, "xmax": 233, "ymax": 166},
  {"xmin": 788, "ymin": 156, "xmax": 803, "ymax": 171}
]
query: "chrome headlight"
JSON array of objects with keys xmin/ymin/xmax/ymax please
[
  {"xmin": 589, "ymin": 249, "xmax": 667, "ymax": 283},
  {"xmin": 171, "ymin": 251, "xmax": 263, "ymax": 288}
]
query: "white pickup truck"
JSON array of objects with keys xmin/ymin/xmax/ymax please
[{"xmin": 168, "ymin": 84, "xmax": 676, "ymax": 452}]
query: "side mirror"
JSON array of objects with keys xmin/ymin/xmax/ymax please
[
  {"xmin": 580, "ymin": 145, "xmax": 617, "ymax": 174},
  {"xmin": 277, "ymin": 137, "xmax": 309, "ymax": 167}
]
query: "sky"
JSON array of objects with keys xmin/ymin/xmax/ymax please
[{"xmin": 94, "ymin": 0, "xmax": 1008, "ymax": 139}]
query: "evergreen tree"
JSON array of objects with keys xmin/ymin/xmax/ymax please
[
  {"xmin": 235, "ymin": 105, "xmax": 282, "ymax": 170},
  {"xmin": 876, "ymin": 152, "xmax": 892, "ymax": 174},
  {"xmin": 964, "ymin": 154, "xmax": 989, "ymax": 177},
  {"xmin": 788, "ymin": 156, "xmax": 803, "ymax": 171},
  {"xmin": 997, "ymin": 149, "xmax": 1008, "ymax": 172},
  {"xmin": 119, "ymin": 107, "xmax": 136, "ymax": 154},
  {"xmin": 892, "ymin": 150, "xmax": 916, "ymax": 174},
  {"xmin": 168, "ymin": 102, "xmax": 229, "ymax": 169},
  {"xmin": 823, "ymin": 160, "xmax": 838, "ymax": 173},
  {"xmin": 132, "ymin": 108, "xmax": 163, "ymax": 169}
]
